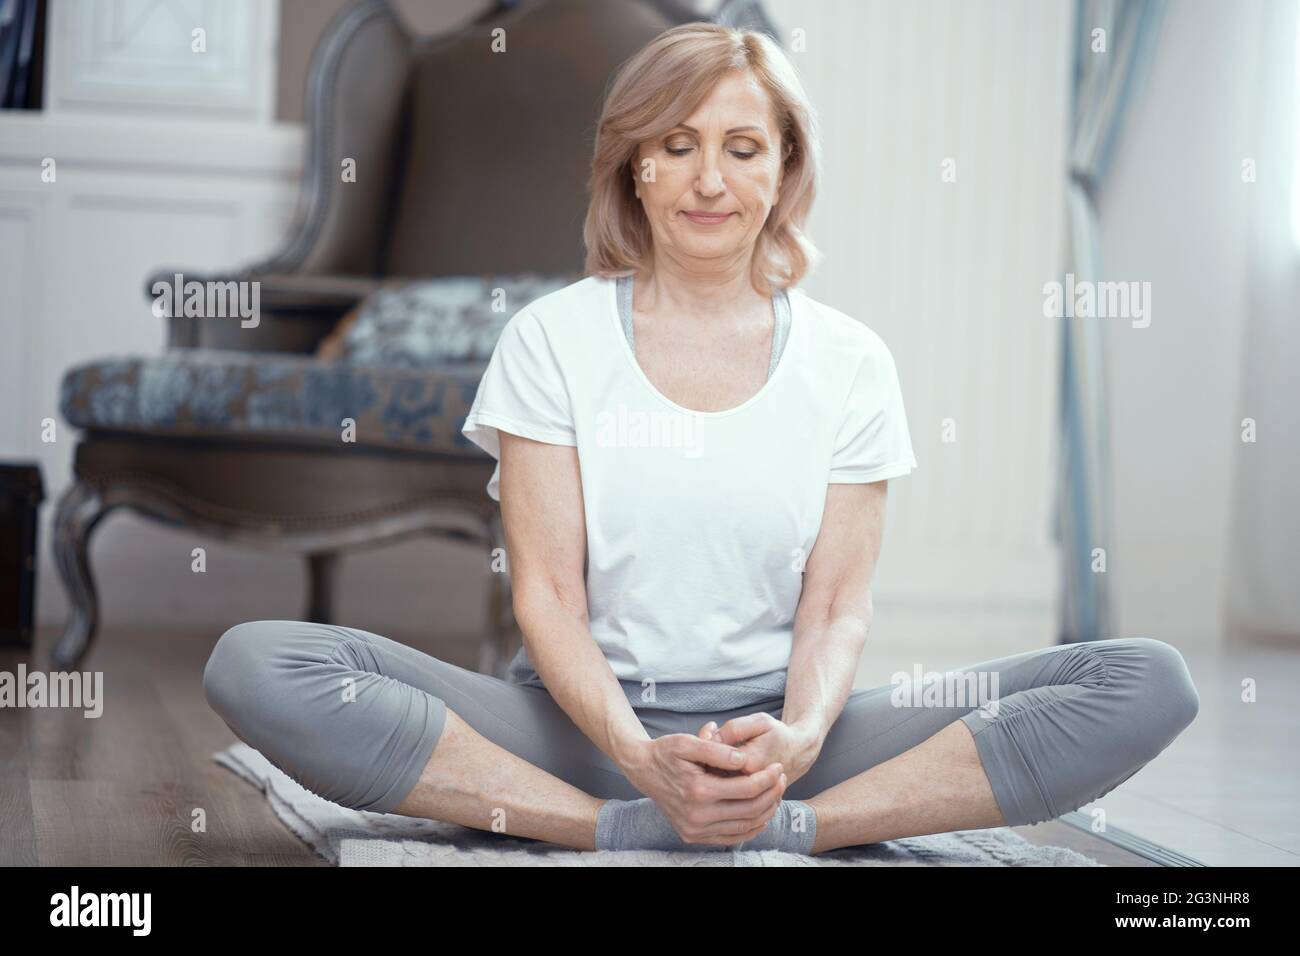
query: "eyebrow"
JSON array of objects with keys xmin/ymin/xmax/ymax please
[{"xmin": 674, "ymin": 124, "xmax": 766, "ymax": 135}]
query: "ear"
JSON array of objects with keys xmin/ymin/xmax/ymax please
[{"xmin": 630, "ymin": 156, "xmax": 643, "ymax": 198}]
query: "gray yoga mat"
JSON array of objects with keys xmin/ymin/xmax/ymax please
[{"xmin": 215, "ymin": 742, "xmax": 1103, "ymax": 867}]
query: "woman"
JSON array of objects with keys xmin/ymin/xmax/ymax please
[{"xmin": 203, "ymin": 23, "xmax": 1199, "ymax": 854}]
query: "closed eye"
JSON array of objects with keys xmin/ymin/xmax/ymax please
[{"xmin": 666, "ymin": 146, "xmax": 758, "ymax": 160}]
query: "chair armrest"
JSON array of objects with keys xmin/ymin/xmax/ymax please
[
  {"xmin": 145, "ymin": 269, "xmax": 386, "ymax": 312},
  {"xmin": 145, "ymin": 270, "xmax": 397, "ymax": 352}
]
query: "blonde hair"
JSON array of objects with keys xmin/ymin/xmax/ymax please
[{"xmin": 583, "ymin": 23, "xmax": 822, "ymax": 296}]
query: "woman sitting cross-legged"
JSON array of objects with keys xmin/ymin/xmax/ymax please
[{"xmin": 203, "ymin": 22, "xmax": 1199, "ymax": 854}]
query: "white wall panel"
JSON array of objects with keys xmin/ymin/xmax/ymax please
[
  {"xmin": 0, "ymin": 112, "xmax": 305, "ymax": 634},
  {"xmin": 768, "ymin": 0, "xmax": 1071, "ymax": 614},
  {"xmin": 46, "ymin": 0, "xmax": 280, "ymax": 120}
]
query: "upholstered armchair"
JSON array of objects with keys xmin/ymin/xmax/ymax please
[{"xmin": 53, "ymin": 0, "xmax": 777, "ymax": 674}]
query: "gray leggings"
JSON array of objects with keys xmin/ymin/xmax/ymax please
[{"xmin": 202, "ymin": 621, "xmax": 1200, "ymax": 827}]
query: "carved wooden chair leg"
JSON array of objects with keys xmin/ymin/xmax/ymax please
[
  {"xmin": 305, "ymin": 552, "xmax": 339, "ymax": 624},
  {"xmin": 479, "ymin": 510, "xmax": 517, "ymax": 678},
  {"xmin": 50, "ymin": 480, "xmax": 112, "ymax": 670}
]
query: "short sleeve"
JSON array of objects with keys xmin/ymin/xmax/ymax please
[
  {"xmin": 461, "ymin": 309, "xmax": 577, "ymax": 501},
  {"xmin": 827, "ymin": 337, "xmax": 917, "ymax": 483}
]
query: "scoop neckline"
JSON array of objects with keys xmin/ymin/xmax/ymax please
[{"xmin": 605, "ymin": 274, "xmax": 799, "ymax": 419}]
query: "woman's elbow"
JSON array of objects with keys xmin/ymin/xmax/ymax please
[{"xmin": 512, "ymin": 577, "xmax": 590, "ymax": 634}]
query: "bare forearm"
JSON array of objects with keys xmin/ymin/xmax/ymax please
[
  {"xmin": 515, "ymin": 596, "xmax": 650, "ymax": 773},
  {"xmin": 783, "ymin": 607, "xmax": 871, "ymax": 748}
]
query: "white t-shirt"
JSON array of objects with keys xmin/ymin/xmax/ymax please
[{"xmin": 461, "ymin": 274, "xmax": 917, "ymax": 683}]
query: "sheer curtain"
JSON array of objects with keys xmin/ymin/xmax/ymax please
[
  {"xmin": 1226, "ymin": 0, "xmax": 1300, "ymax": 642},
  {"xmin": 1056, "ymin": 0, "xmax": 1167, "ymax": 642}
]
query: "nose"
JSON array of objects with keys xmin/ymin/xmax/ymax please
[{"xmin": 694, "ymin": 145, "xmax": 726, "ymax": 197}]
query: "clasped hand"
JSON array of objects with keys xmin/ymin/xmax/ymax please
[{"xmin": 623, "ymin": 713, "xmax": 819, "ymax": 846}]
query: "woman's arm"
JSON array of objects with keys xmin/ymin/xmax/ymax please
[
  {"xmin": 714, "ymin": 480, "xmax": 887, "ymax": 782},
  {"xmin": 497, "ymin": 431, "xmax": 786, "ymax": 843},
  {"xmin": 497, "ymin": 430, "xmax": 647, "ymax": 769}
]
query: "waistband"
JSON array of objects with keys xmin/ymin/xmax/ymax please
[{"xmin": 504, "ymin": 647, "xmax": 788, "ymax": 713}]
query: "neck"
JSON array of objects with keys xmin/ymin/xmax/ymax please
[{"xmin": 633, "ymin": 252, "xmax": 765, "ymax": 322}]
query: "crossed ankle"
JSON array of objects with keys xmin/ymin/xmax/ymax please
[{"xmin": 595, "ymin": 797, "xmax": 817, "ymax": 855}]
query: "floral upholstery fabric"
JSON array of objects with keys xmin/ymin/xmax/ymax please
[
  {"xmin": 62, "ymin": 351, "xmax": 488, "ymax": 455},
  {"xmin": 59, "ymin": 350, "xmax": 488, "ymax": 456},
  {"xmin": 333, "ymin": 274, "xmax": 576, "ymax": 367},
  {"xmin": 59, "ymin": 275, "xmax": 578, "ymax": 455}
]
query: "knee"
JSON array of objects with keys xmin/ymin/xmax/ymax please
[
  {"xmin": 1128, "ymin": 637, "xmax": 1200, "ymax": 739},
  {"xmin": 203, "ymin": 621, "xmax": 278, "ymax": 723}
]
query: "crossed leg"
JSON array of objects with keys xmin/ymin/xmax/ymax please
[
  {"xmin": 203, "ymin": 621, "xmax": 1198, "ymax": 853},
  {"xmin": 785, "ymin": 638, "xmax": 1202, "ymax": 851},
  {"xmin": 803, "ymin": 720, "xmax": 1002, "ymax": 852}
]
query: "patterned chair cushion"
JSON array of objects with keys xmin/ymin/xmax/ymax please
[
  {"xmin": 323, "ymin": 274, "xmax": 579, "ymax": 367},
  {"xmin": 59, "ymin": 349, "xmax": 490, "ymax": 456},
  {"xmin": 60, "ymin": 274, "xmax": 582, "ymax": 455}
]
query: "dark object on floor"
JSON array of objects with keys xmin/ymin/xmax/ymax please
[
  {"xmin": 0, "ymin": 461, "xmax": 44, "ymax": 647},
  {"xmin": 0, "ymin": 0, "xmax": 46, "ymax": 110}
]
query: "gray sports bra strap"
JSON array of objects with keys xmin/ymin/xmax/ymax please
[
  {"xmin": 616, "ymin": 274, "xmax": 790, "ymax": 378},
  {"xmin": 618, "ymin": 272, "xmax": 636, "ymax": 350},
  {"xmin": 768, "ymin": 285, "xmax": 791, "ymax": 378}
]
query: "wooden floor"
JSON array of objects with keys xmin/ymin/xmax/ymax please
[{"xmin": 0, "ymin": 625, "xmax": 1152, "ymax": 866}]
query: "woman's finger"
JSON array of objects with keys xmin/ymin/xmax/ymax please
[
  {"xmin": 696, "ymin": 783, "xmax": 785, "ymax": 828},
  {"xmin": 672, "ymin": 734, "xmax": 749, "ymax": 773},
  {"xmin": 714, "ymin": 713, "xmax": 773, "ymax": 746},
  {"xmin": 692, "ymin": 798, "xmax": 783, "ymax": 844},
  {"xmin": 686, "ymin": 761, "xmax": 783, "ymax": 801}
]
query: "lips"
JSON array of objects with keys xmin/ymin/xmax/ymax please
[{"xmin": 683, "ymin": 211, "xmax": 733, "ymax": 224}]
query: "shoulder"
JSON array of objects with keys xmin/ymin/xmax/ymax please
[
  {"xmin": 791, "ymin": 287, "xmax": 899, "ymax": 370},
  {"xmin": 486, "ymin": 276, "xmax": 609, "ymax": 373},
  {"xmin": 511, "ymin": 274, "xmax": 610, "ymax": 338}
]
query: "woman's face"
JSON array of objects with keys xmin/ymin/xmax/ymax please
[{"xmin": 633, "ymin": 70, "xmax": 786, "ymax": 270}]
